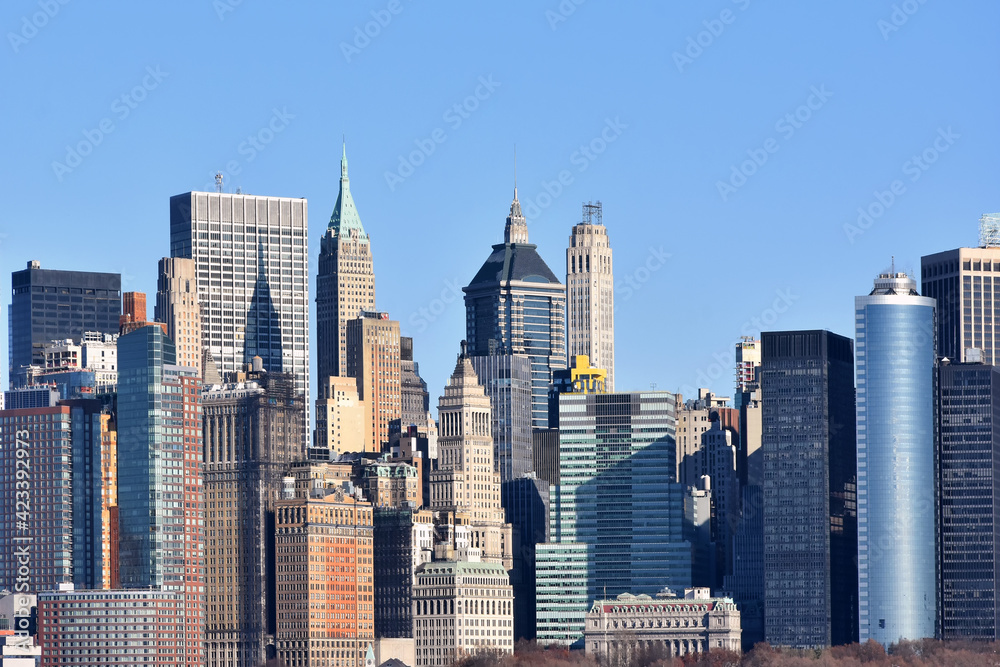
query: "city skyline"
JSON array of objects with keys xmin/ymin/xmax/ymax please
[{"xmin": 2, "ymin": 3, "xmax": 996, "ymax": 411}]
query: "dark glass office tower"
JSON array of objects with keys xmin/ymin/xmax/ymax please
[
  {"xmin": 9, "ymin": 260, "xmax": 120, "ymax": 386},
  {"xmin": 762, "ymin": 330, "xmax": 857, "ymax": 648},
  {"xmin": 464, "ymin": 189, "xmax": 566, "ymax": 428},
  {"xmin": 938, "ymin": 361, "xmax": 1000, "ymax": 640},
  {"xmin": 470, "ymin": 351, "xmax": 533, "ymax": 481}
]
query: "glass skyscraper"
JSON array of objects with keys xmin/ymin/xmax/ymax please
[
  {"xmin": 464, "ymin": 189, "xmax": 566, "ymax": 428},
  {"xmin": 762, "ymin": 330, "xmax": 857, "ymax": 648},
  {"xmin": 855, "ymin": 270, "xmax": 936, "ymax": 645},
  {"xmin": 8, "ymin": 260, "xmax": 120, "ymax": 387},
  {"xmin": 535, "ymin": 391, "xmax": 691, "ymax": 646},
  {"xmin": 937, "ymin": 361, "xmax": 1000, "ymax": 640},
  {"xmin": 117, "ymin": 324, "xmax": 205, "ymax": 664}
]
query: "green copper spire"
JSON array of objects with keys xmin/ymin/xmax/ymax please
[{"xmin": 328, "ymin": 142, "xmax": 368, "ymax": 241}]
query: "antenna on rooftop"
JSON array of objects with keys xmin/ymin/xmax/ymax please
[
  {"xmin": 980, "ymin": 213, "xmax": 1000, "ymax": 248},
  {"xmin": 582, "ymin": 201, "xmax": 603, "ymax": 225},
  {"xmin": 215, "ymin": 172, "xmax": 223, "ymax": 193}
]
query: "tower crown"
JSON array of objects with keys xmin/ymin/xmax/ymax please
[
  {"xmin": 503, "ymin": 188, "xmax": 529, "ymax": 244},
  {"xmin": 328, "ymin": 143, "xmax": 368, "ymax": 242}
]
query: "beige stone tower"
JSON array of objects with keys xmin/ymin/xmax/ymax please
[
  {"xmin": 430, "ymin": 342, "xmax": 513, "ymax": 569},
  {"xmin": 155, "ymin": 256, "xmax": 202, "ymax": 374},
  {"xmin": 567, "ymin": 202, "xmax": 615, "ymax": 391},
  {"xmin": 317, "ymin": 143, "xmax": 377, "ymax": 384}
]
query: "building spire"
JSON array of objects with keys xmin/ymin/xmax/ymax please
[
  {"xmin": 504, "ymin": 149, "xmax": 529, "ymax": 244},
  {"xmin": 327, "ymin": 141, "xmax": 368, "ymax": 241}
]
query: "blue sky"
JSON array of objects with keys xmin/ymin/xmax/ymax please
[{"xmin": 2, "ymin": 1, "xmax": 997, "ymax": 408}]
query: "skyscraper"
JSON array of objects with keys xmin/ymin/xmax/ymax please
[
  {"xmin": 470, "ymin": 351, "xmax": 533, "ymax": 482},
  {"xmin": 856, "ymin": 270, "xmax": 936, "ymax": 645},
  {"xmin": 428, "ymin": 343, "xmax": 513, "ymax": 568},
  {"xmin": 937, "ymin": 360, "xmax": 1000, "ymax": 640},
  {"xmin": 156, "ymin": 256, "xmax": 202, "ymax": 377},
  {"xmin": 762, "ymin": 330, "xmax": 857, "ymax": 649},
  {"xmin": 169, "ymin": 189, "xmax": 309, "ymax": 445},
  {"xmin": 921, "ymin": 214, "xmax": 1000, "ymax": 364},
  {"xmin": 275, "ymin": 490, "xmax": 374, "ymax": 667},
  {"xmin": 9, "ymin": 260, "xmax": 120, "ymax": 386},
  {"xmin": 346, "ymin": 311, "xmax": 401, "ymax": 452},
  {"xmin": 464, "ymin": 189, "xmax": 566, "ymax": 428},
  {"xmin": 400, "ymin": 336, "xmax": 430, "ymax": 428},
  {"xmin": 116, "ymin": 325, "xmax": 205, "ymax": 665},
  {"xmin": 566, "ymin": 201, "xmax": 615, "ymax": 390},
  {"xmin": 317, "ymin": 144, "xmax": 377, "ymax": 384},
  {"xmin": 202, "ymin": 368, "xmax": 304, "ymax": 667},
  {"xmin": 535, "ymin": 390, "xmax": 692, "ymax": 646}
]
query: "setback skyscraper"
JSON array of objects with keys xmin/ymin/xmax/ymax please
[
  {"xmin": 566, "ymin": 201, "xmax": 615, "ymax": 391},
  {"xmin": 155, "ymin": 256, "xmax": 202, "ymax": 377},
  {"xmin": 856, "ymin": 269, "xmax": 936, "ymax": 645},
  {"xmin": 464, "ymin": 188, "xmax": 566, "ymax": 428},
  {"xmin": 169, "ymin": 189, "xmax": 309, "ymax": 446},
  {"xmin": 762, "ymin": 330, "xmax": 857, "ymax": 649},
  {"xmin": 9, "ymin": 260, "xmax": 120, "ymax": 386},
  {"xmin": 317, "ymin": 144, "xmax": 376, "ymax": 384}
]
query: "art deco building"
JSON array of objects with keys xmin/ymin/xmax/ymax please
[
  {"xmin": 116, "ymin": 325, "xmax": 205, "ymax": 666},
  {"xmin": 762, "ymin": 330, "xmax": 857, "ymax": 649},
  {"xmin": 202, "ymin": 365, "xmax": 304, "ymax": 667},
  {"xmin": 413, "ymin": 559, "xmax": 514, "ymax": 667},
  {"xmin": 170, "ymin": 189, "xmax": 309, "ymax": 446},
  {"xmin": 346, "ymin": 312, "xmax": 401, "ymax": 452},
  {"xmin": 9, "ymin": 260, "xmax": 120, "ymax": 386},
  {"xmin": 856, "ymin": 270, "xmax": 936, "ymax": 645},
  {"xmin": 583, "ymin": 588, "xmax": 741, "ymax": 659},
  {"xmin": 275, "ymin": 490, "xmax": 374, "ymax": 667},
  {"xmin": 400, "ymin": 336, "xmax": 430, "ymax": 428},
  {"xmin": 428, "ymin": 344, "xmax": 512, "ymax": 569},
  {"xmin": 317, "ymin": 144, "xmax": 376, "ymax": 383},
  {"xmin": 156, "ymin": 256, "xmax": 202, "ymax": 377},
  {"xmin": 566, "ymin": 202, "xmax": 615, "ymax": 391},
  {"xmin": 464, "ymin": 189, "xmax": 566, "ymax": 428}
]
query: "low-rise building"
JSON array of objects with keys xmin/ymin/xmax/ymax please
[
  {"xmin": 584, "ymin": 588, "xmax": 740, "ymax": 659},
  {"xmin": 412, "ymin": 559, "xmax": 513, "ymax": 667},
  {"xmin": 36, "ymin": 588, "xmax": 186, "ymax": 665}
]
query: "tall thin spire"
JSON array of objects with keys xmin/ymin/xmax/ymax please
[{"xmin": 504, "ymin": 149, "xmax": 529, "ymax": 245}]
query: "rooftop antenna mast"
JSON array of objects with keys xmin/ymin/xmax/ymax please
[
  {"xmin": 215, "ymin": 172, "xmax": 223, "ymax": 193},
  {"xmin": 980, "ymin": 213, "xmax": 1000, "ymax": 248},
  {"xmin": 582, "ymin": 201, "xmax": 603, "ymax": 225}
]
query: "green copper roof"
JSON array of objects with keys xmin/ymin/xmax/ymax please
[{"xmin": 328, "ymin": 143, "xmax": 368, "ymax": 241}]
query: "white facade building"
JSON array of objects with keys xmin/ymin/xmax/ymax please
[{"xmin": 413, "ymin": 559, "xmax": 514, "ymax": 667}]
